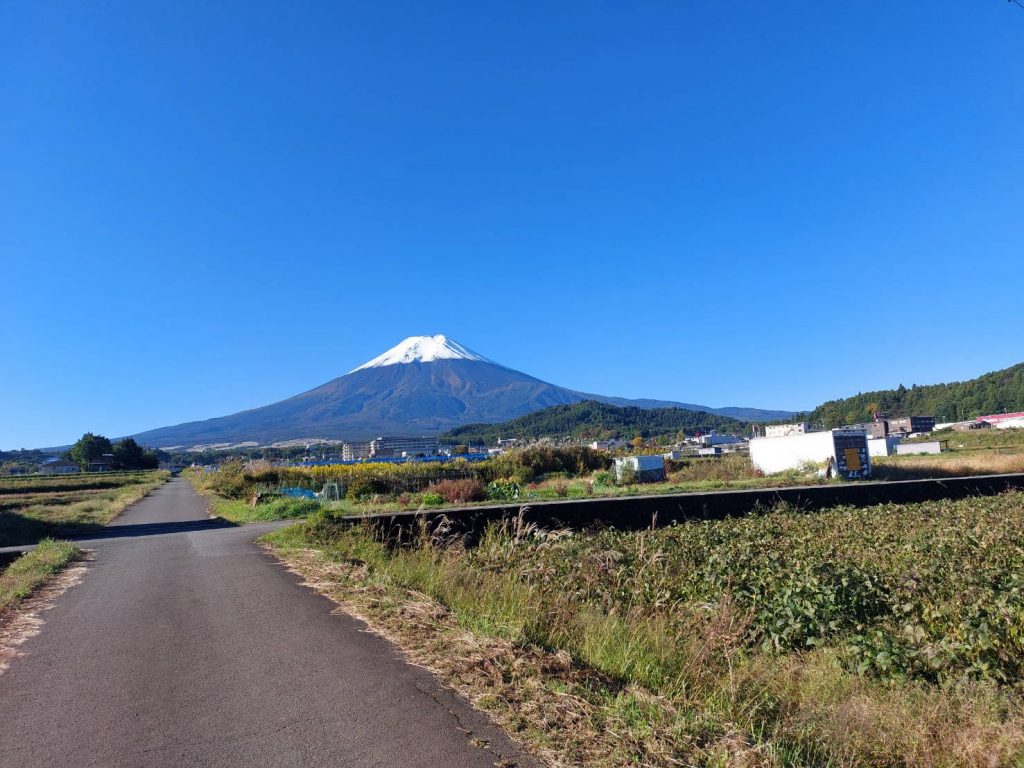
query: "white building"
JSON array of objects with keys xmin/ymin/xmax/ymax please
[
  {"xmin": 765, "ymin": 422, "xmax": 809, "ymax": 438},
  {"xmin": 590, "ymin": 438, "xmax": 628, "ymax": 452},
  {"xmin": 369, "ymin": 436, "xmax": 438, "ymax": 458},
  {"xmin": 895, "ymin": 441, "xmax": 942, "ymax": 456},
  {"xmin": 342, "ymin": 442, "xmax": 371, "ymax": 461},
  {"xmin": 867, "ymin": 436, "xmax": 901, "ymax": 457},
  {"xmin": 613, "ymin": 455, "xmax": 666, "ymax": 483},
  {"xmin": 749, "ymin": 429, "xmax": 871, "ymax": 479}
]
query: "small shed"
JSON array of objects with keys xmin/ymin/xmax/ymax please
[
  {"xmin": 87, "ymin": 454, "xmax": 115, "ymax": 472},
  {"xmin": 614, "ymin": 455, "xmax": 666, "ymax": 483},
  {"xmin": 867, "ymin": 436, "xmax": 901, "ymax": 457}
]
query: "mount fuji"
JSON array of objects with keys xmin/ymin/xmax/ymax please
[{"xmin": 131, "ymin": 335, "xmax": 794, "ymax": 447}]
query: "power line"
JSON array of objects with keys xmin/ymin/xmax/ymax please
[{"xmin": 1011, "ymin": 0, "xmax": 1024, "ymax": 10}]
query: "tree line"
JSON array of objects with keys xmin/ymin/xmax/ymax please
[
  {"xmin": 441, "ymin": 400, "xmax": 749, "ymax": 445},
  {"xmin": 804, "ymin": 362, "xmax": 1024, "ymax": 428},
  {"xmin": 66, "ymin": 433, "xmax": 161, "ymax": 471}
]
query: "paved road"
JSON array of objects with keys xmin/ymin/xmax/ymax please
[{"xmin": 0, "ymin": 478, "xmax": 540, "ymax": 768}]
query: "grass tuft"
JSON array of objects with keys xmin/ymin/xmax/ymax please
[{"xmin": 0, "ymin": 539, "xmax": 81, "ymax": 615}]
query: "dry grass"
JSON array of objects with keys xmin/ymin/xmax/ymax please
[
  {"xmin": 264, "ymin": 493, "xmax": 1024, "ymax": 767},
  {"xmin": 0, "ymin": 471, "xmax": 168, "ymax": 546},
  {"xmin": 874, "ymin": 452, "xmax": 1024, "ymax": 480},
  {"xmin": 269, "ymin": 538, "xmax": 1024, "ymax": 766},
  {"xmin": 266, "ymin": 545, "xmax": 701, "ymax": 767}
]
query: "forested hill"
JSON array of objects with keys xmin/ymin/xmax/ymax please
[
  {"xmin": 807, "ymin": 362, "xmax": 1024, "ymax": 428},
  {"xmin": 440, "ymin": 400, "xmax": 747, "ymax": 445}
]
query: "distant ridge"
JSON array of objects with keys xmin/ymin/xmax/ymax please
[
  {"xmin": 441, "ymin": 400, "xmax": 748, "ymax": 445},
  {"xmin": 130, "ymin": 334, "xmax": 795, "ymax": 448},
  {"xmin": 807, "ymin": 362, "xmax": 1024, "ymax": 428}
]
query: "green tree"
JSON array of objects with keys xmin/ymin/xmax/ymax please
[
  {"xmin": 112, "ymin": 438, "xmax": 158, "ymax": 470},
  {"xmin": 67, "ymin": 433, "xmax": 113, "ymax": 470}
]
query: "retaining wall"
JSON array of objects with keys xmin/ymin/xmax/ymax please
[{"xmin": 348, "ymin": 472, "xmax": 1024, "ymax": 542}]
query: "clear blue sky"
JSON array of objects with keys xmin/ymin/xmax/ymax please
[{"xmin": 2, "ymin": 2, "xmax": 1022, "ymax": 449}]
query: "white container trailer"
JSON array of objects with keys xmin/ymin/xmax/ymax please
[{"xmin": 749, "ymin": 429, "xmax": 871, "ymax": 479}]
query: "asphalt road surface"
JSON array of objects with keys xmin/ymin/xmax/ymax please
[{"xmin": 0, "ymin": 478, "xmax": 541, "ymax": 768}]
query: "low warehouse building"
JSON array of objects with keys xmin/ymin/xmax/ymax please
[
  {"xmin": 895, "ymin": 441, "xmax": 942, "ymax": 456},
  {"xmin": 749, "ymin": 429, "xmax": 871, "ymax": 479},
  {"xmin": 700, "ymin": 434, "xmax": 743, "ymax": 447},
  {"xmin": 976, "ymin": 412, "xmax": 1024, "ymax": 430}
]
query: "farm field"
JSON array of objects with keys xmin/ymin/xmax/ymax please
[
  {"xmin": 185, "ymin": 436, "xmax": 1024, "ymax": 524},
  {"xmin": 185, "ymin": 451, "xmax": 837, "ymax": 523},
  {"xmin": 0, "ymin": 471, "xmax": 170, "ymax": 547},
  {"xmin": 264, "ymin": 490, "xmax": 1024, "ymax": 767}
]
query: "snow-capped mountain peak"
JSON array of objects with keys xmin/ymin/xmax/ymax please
[{"xmin": 350, "ymin": 334, "xmax": 492, "ymax": 372}]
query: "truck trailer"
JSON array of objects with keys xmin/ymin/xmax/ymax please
[{"xmin": 749, "ymin": 429, "xmax": 871, "ymax": 479}]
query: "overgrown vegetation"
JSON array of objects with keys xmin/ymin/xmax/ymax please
[
  {"xmin": 266, "ymin": 491, "xmax": 1024, "ymax": 766},
  {"xmin": 185, "ymin": 447, "xmax": 609, "ymax": 502},
  {"xmin": 203, "ymin": 495, "xmax": 321, "ymax": 524},
  {"xmin": 187, "ymin": 430, "xmax": 1024, "ymax": 527},
  {"xmin": 0, "ymin": 539, "xmax": 81, "ymax": 615},
  {"xmin": 441, "ymin": 400, "xmax": 748, "ymax": 444},
  {"xmin": 0, "ymin": 471, "xmax": 169, "ymax": 547},
  {"xmin": 185, "ymin": 448, "xmax": 832, "ymax": 522}
]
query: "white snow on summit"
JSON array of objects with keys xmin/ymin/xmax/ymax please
[{"xmin": 350, "ymin": 335, "xmax": 492, "ymax": 372}]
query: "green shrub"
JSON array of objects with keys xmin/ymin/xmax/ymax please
[
  {"xmin": 616, "ymin": 465, "xmax": 637, "ymax": 485},
  {"xmin": 486, "ymin": 479, "xmax": 521, "ymax": 501},
  {"xmin": 206, "ymin": 460, "xmax": 250, "ymax": 499},
  {"xmin": 261, "ymin": 498, "xmax": 320, "ymax": 519},
  {"xmin": 421, "ymin": 492, "xmax": 444, "ymax": 506}
]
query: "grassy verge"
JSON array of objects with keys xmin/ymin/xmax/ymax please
[
  {"xmin": 0, "ymin": 471, "xmax": 169, "ymax": 547},
  {"xmin": 185, "ymin": 471, "xmax": 321, "ymax": 523},
  {"xmin": 206, "ymin": 495, "xmax": 320, "ymax": 523},
  {"xmin": 264, "ymin": 491, "xmax": 1024, "ymax": 767},
  {"xmin": 0, "ymin": 539, "xmax": 81, "ymax": 615}
]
